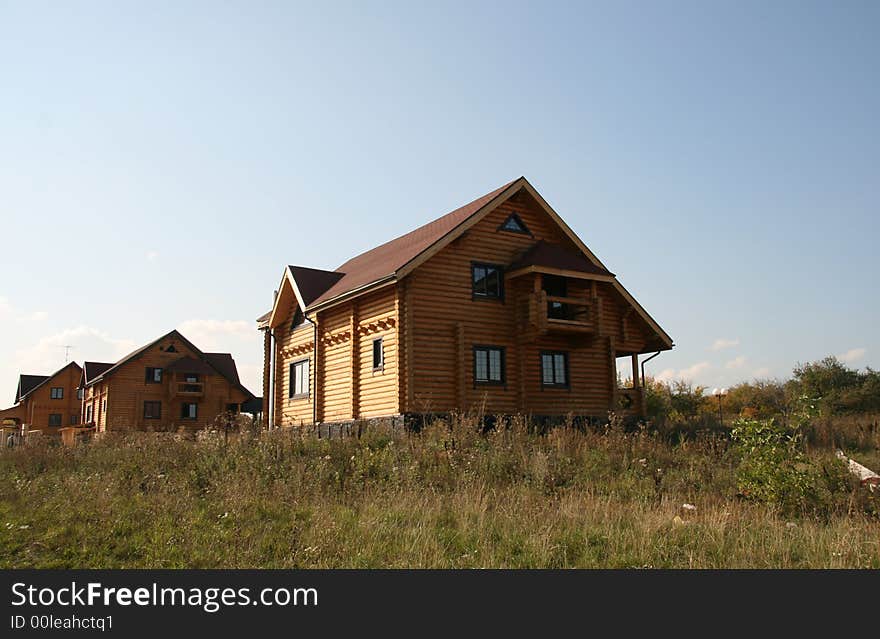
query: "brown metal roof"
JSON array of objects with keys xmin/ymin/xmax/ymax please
[
  {"xmin": 15, "ymin": 375, "xmax": 49, "ymax": 404},
  {"xmin": 303, "ymin": 180, "xmax": 517, "ymax": 309},
  {"xmin": 288, "ymin": 266, "xmax": 345, "ymax": 307},
  {"xmin": 84, "ymin": 330, "xmax": 253, "ymax": 399},
  {"xmin": 83, "ymin": 361, "xmax": 114, "ymax": 385},
  {"xmin": 14, "ymin": 361, "xmax": 83, "ymax": 404},
  {"xmin": 165, "ymin": 357, "xmax": 216, "ymax": 375},
  {"xmin": 509, "ymin": 240, "xmax": 614, "ymax": 277},
  {"xmin": 205, "ymin": 353, "xmax": 242, "ymax": 386}
]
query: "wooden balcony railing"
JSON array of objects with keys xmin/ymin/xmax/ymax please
[
  {"xmin": 519, "ymin": 291, "xmax": 599, "ymax": 337},
  {"xmin": 172, "ymin": 382, "xmax": 204, "ymax": 397}
]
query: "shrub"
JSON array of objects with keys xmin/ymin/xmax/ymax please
[{"xmin": 731, "ymin": 418, "xmax": 819, "ymax": 514}]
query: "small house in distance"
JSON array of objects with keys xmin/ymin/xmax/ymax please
[
  {"xmin": 259, "ymin": 177, "xmax": 673, "ymax": 430},
  {"xmin": 0, "ymin": 362, "xmax": 83, "ymax": 435},
  {"xmin": 80, "ymin": 329, "xmax": 254, "ymax": 432}
]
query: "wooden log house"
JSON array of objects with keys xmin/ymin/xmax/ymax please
[
  {"xmin": 0, "ymin": 361, "xmax": 83, "ymax": 435},
  {"xmin": 259, "ymin": 177, "xmax": 673, "ymax": 429},
  {"xmin": 79, "ymin": 329, "xmax": 254, "ymax": 433}
]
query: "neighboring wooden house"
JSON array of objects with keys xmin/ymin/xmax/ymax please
[
  {"xmin": 259, "ymin": 177, "xmax": 673, "ymax": 429},
  {"xmin": 0, "ymin": 362, "xmax": 84, "ymax": 435},
  {"xmin": 79, "ymin": 330, "xmax": 254, "ymax": 432}
]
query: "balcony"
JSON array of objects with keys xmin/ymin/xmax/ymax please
[
  {"xmin": 171, "ymin": 382, "xmax": 204, "ymax": 397},
  {"xmin": 518, "ymin": 291, "xmax": 599, "ymax": 337}
]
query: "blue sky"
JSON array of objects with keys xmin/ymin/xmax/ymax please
[{"xmin": 1, "ymin": 1, "xmax": 877, "ymax": 399}]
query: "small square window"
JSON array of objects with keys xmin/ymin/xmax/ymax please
[
  {"xmin": 181, "ymin": 403, "xmax": 198, "ymax": 420},
  {"xmin": 70, "ymin": 414, "xmax": 79, "ymax": 425},
  {"xmin": 144, "ymin": 401, "xmax": 162, "ymax": 419},
  {"xmin": 145, "ymin": 367, "xmax": 163, "ymax": 383},
  {"xmin": 48, "ymin": 413, "xmax": 62, "ymax": 427},
  {"xmin": 50, "ymin": 387, "xmax": 63, "ymax": 399},
  {"xmin": 372, "ymin": 338, "xmax": 384, "ymax": 370}
]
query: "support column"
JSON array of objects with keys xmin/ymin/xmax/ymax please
[{"xmin": 350, "ymin": 301, "xmax": 359, "ymax": 420}]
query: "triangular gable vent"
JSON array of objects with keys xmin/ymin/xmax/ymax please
[{"xmin": 499, "ymin": 212, "xmax": 531, "ymax": 235}]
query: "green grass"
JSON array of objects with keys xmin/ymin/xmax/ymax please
[{"xmin": 0, "ymin": 417, "xmax": 877, "ymax": 568}]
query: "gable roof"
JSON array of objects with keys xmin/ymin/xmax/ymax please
[
  {"xmin": 267, "ymin": 176, "xmax": 673, "ymax": 348},
  {"xmin": 509, "ymin": 241, "xmax": 614, "ymax": 278},
  {"xmin": 14, "ymin": 361, "xmax": 83, "ymax": 404},
  {"xmin": 83, "ymin": 330, "xmax": 254, "ymax": 398},
  {"xmin": 82, "ymin": 361, "xmax": 114, "ymax": 386},
  {"xmin": 15, "ymin": 375, "xmax": 49, "ymax": 404}
]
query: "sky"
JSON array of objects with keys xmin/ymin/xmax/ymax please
[{"xmin": 1, "ymin": 1, "xmax": 878, "ymax": 401}]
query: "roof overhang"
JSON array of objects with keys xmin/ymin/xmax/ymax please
[{"xmin": 506, "ymin": 265, "xmax": 617, "ymax": 283}]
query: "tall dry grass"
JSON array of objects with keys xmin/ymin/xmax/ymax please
[{"xmin": 0, "ymin": 416, "xmax": 877, "ymax": 568}]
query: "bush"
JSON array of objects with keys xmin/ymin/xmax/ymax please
[{"xmin": 731, "ymin": 418, "xmax": 819, "ymax": 514}]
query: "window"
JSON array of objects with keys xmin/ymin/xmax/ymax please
[
  {"xmin": 165, "ymin": 344, "xmax": 177, "ymax": 353},
  {"xmin": 76, "ymin": 388, "xmax": 83, "ymax": 400},
  {"xmin": 85, "ymin": 405, "xmax": 93, "ymax": 423},
  {"xmin": 541, "ymin": 351, "xmax": 569, "ymax": 388},
  {"xmin": 181, "ymin": 403, "xmax": 198, "ymax": 419},
  {"xmin": 372, "ymin": 338, "xmax": 384, "ymax": 370},
  {"xmin": 185, "ymin": 374, "xmax": 199, "ymax": 383},
  {"xmin": 473, "ymin": 346, "xmax": 505, "ymax": 385},
  {"xmin": 50, "ymin": 387, "xmax": 63, "ymax": 399},
  {"xmin": 145, "ymin": 367, "xmax": 163, "ymax": 383},
  {"xmin": 498, "ymin": 212, "xmax": 531, "ymax": 235},
  {"xmin": 472, "ymin": 263, "xmax": 504, "ymax": 300},
  {"xmin": 289, "ymin": 359, "xmax": 309, "ymax": 398},
  {"xmin": 48, "ymin": 414, "xmax": 62, "ymax": 427},
  {"xmin": 102, "ymin": 399, "xmax": 107, "ymax": 412},
  {"xmin": 70, "ymin": 414, "xmax": 79, "ymax": 425},
  {"xmin": 144, "ymin": 401, "xmax": 161, "ymax": 419}
]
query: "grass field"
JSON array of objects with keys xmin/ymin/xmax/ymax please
[{"xmin": 1, "ymin": 416, "xmax": 878, "ymax": 568}]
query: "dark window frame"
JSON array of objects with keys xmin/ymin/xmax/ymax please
[
  {"xmin": 145, "ymin": 367, "xmax": 163, "ymax": 384},
  {"xmin": 50, "ymin": 387, "xmax": 63, "ymax": 399},
  {"xmin": 471, "ymin": 262, "xmax": 505, "ymax": 301},
  {"xmin": 181, "ymin": 402, "xmax": 198, "ymax": 420},
  {"xmin": 497, "ymin": 212, "xmax": 533, "ymax": 236},
  {"xmin": 289, "ymin": 358, "xmax": 310, "ymax": 399},
  {"xmin": 48, "ymin": 413, "xmax": 62, "ymax": 427},
  {"xmin": 540, "ymin": 351, "xmax": 571, "ymax": 389},
  {"xmin": 473, "ymin": 345, "xmax": 506, "ymax": 387},
  {"xmin": 144, "ymin": 401, "xmax": 162, "ymax": 420},
  {"xmin": 70, "ymin": 414, "xmax": 79, "ymax": 425},
  {"xmin": 372, "ymin": 337, "xmax": 384, "ymax": 370}
]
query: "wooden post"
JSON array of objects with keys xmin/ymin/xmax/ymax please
[
  {"xmin": 608, "ymin": 337, "xmax": 617, "ymax": 411},
  {"xmin": 455, "ymin": 322, "xmax": 466, "ymax": 410},
  {"xmin": 631, "ymin": 353, "xmax": 640, "ymax": 389},
  {"xmin": 314, "ymin": 313, "xmax": 323, "ymax": 424},
  {"xmin": 350, "ymin": 301, "xmax": 359, "ymax": 420}
]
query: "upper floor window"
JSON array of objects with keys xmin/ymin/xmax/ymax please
[
  {"xmin": 76, "ymin": 388, "xmax": 84, "ymax": 400},
  {"xmin": 474, "ymin": 346, "xmax": 505, "ymax": 385},
  {"xmin": 145, "ymin": 367, "xmax": 163, "ymax": 383},
  {"xmin": 472, "ymin": 263, "xmax": 503, "ymax": 300},
  {"xmin": 541, "ymin": 351, "xmax": 569, "ymax": 388},
  {"xmin": 372, "ymin": 338, "xmax": 384, "ymax": 370},
  {"xmin": 185, "ymin": 374, "xmax": 199, "ymax": 383},
  {"xmin": 50, "ymin": 387, "xmax": 63, "ymax": 399},
  {"xmin": 289, "ymin": 359, "xmax": 310, "ymax": 399},
  {"xmin": 498, "ymin": 212, "xmax": 531, "ymax": 235}
]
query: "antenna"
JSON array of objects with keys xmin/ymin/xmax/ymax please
[{"xmin": 61, "ymin": 345, "xmax": 74, "ymax": 363}]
